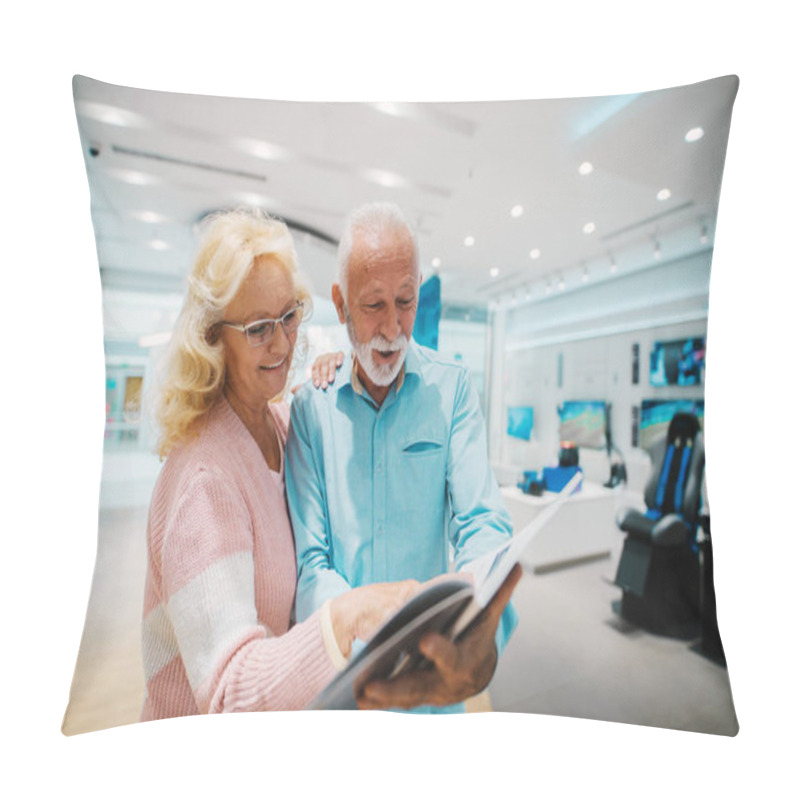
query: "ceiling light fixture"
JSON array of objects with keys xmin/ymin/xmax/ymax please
[
  {"xmin": 657, "ymin": 188, "xmax": 672, "ymax": 201},
  {"xmin": 490, "ymin": 267, "xmax": 499, "ymax": 278},
  {"xmin": 235, "ymin": 137, "xmax": 290, "ymax": 161},
  {"xmin": 109, "ymin": 168, "xmax": 160, "ymax": 186},
  {"xmin": 529, "ymin": 248, "xmax": 541, "ymax": 260},
  {"xmin": 579, "ymin": 162, "xmax": 594, "ymax": 175},
  {"xmin": 583, "ymin": 222, "xmax": 596, "ymax": 234},
  {"xmin": 511, "ymin": 205, "xmax": 524, "ymax": 218},
  {"xmin": 76, "ymin": 100, "xmax": 148, "ymax": 128},
  {"xmin": 362, "ymin": 168, "xmax": 409, "ymax": 189},
  {"xmin": 465, "ymin": 235, "xmax": 475, "ymax": 247},
  {"xmin": 653, "ymin": 239, "xmax": 662, "ymax": 260},
  {"xmin": 130, "ymin": 210, "xmax": 169, "ymax": 224},
  {"xmin": 431, "ymin": 257, "xmax": 442, "ymax": 268},
  {"xmin": 685, "ymin": 127, "xmax": 705, "ymax": 143}
]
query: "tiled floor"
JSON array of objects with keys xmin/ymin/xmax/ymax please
[
  {"xmin": 62, "ymin": 506, "xmax": 738, "ymax": 736},
  {"xmin": 488, "ymin": 553, "xmax": 738, "ymax": 735}
]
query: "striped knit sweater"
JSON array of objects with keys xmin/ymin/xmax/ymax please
[{"xmin": 140, "ymin": 397, "xmax": 337, "ymax": 719}]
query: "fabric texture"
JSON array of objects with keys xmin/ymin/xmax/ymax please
[
  {"xmin": 140, "ymin": 397, "xmax": 338, "ymax": 720},
  {"xmin": 286, "ymin": 341, "xmax": 519, "ymax": 712}
]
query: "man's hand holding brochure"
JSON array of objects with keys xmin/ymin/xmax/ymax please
[{"xmin": 308, "ymin": 471, "xmax": 584, "ymax": 710}]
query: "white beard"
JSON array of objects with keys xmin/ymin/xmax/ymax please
[{"xmin": 346, "ymin": 316, "xmax": 409, "ymax": 387}]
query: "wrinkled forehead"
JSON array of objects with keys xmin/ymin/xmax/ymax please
[{"xmin": 348, "ymin": 228, "xmax": 418, "ymax": 282}]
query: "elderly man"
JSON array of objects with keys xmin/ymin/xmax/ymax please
[{"xmin": 286, "ymin": 201, "xmax": 518, "ymax": 712}]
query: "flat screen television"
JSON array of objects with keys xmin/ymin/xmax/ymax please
[
  {"xmin": 640, "ymin": 398, "xmax": 705, "ymax": 450},
  {"xmin": 649, "ymin": 337, "xmax": 705, "ymax": 387},
  {"xmin": 507, "ymin": 406, "xmax": 534, "ymax": 441},
  {"xmin": 558, "ymin": 400, "xmax": 608, "ymax": 450}
]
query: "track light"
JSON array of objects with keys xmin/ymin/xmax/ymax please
[{"xmin": 653, "ymin": 239, "xmax": 661, "ymax": 260}]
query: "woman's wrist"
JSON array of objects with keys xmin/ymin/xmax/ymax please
[
  {"xmin": 329, "ymin": 593, "xmax": 356, "ymax": 659},
  {"xmin": 319, "ymin": 598, "xmax": 351, "ymax": 670}
]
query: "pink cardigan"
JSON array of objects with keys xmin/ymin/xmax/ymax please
[{"xmin": 140, "ymin": 397, "xmax": 337, "ymax": 720}]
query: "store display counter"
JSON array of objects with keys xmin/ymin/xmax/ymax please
[{"xmin": 500, "ymin": 481, "xmax": 640, "ymax": 573}]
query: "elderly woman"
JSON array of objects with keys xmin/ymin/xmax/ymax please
[{"xmin": 140, "ymin": 208, "xmax": 415, "ymax": 720}]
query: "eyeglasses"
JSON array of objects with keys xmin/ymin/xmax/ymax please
[{"xmin": 220, "ymin": 302, "xmax": 305, "ymax": 347}]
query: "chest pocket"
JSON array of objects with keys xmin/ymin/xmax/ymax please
[{"xmin": 401, "ymin": 431, "xmax": 445, "ymax": 457}]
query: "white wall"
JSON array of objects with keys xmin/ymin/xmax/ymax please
[{"xmin": 490, "ymin": 250, "xmax": 711, "ymax": 488}]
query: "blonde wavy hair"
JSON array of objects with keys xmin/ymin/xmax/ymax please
[{"xmin": 155, "ymin": 208, "xmax": 312, "ymax": 458}]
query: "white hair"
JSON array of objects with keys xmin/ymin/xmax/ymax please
[{"xmin": 337, "ymin": 201, "xmax": 419, "ymax": 297}]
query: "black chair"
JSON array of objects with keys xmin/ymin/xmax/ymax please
[{"xmin": 613, "ymin": 412, "xmax": 704, "ymax": 637}]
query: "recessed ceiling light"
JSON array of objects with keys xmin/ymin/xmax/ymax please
[
  {"xmin": 109, "ymin": 169, "xmax": 159, "ymax": 186},
  {"xmin": 235, "ymin": 137, "xmax": 291, "ymax": 162},
  {"xmin": 465, "ymin": 236, "xmax": 475, "ymax": 247},
  {"xmin": 130, "ymin": 210, "xmax": 169, "ymax": 224},
  {"xmin": 431, "ymin": 257, "xmax": 442, "ymax": 268},
  {"xmin": 685, "ymin": 127, "xmax": 705, "ymax": 143},
  {"xmin": 579, "ymin": 162, "xmax": 594, "ymax": 176},
  {"xmin": 76, "ymin": 100, "xmax": 148, "ymax": 128},
  {"xmin": 583, "ymin": 222, "xmax": 596, "ymax": 234},
  {"xmin": 510, "ymin": 205, "xmax": 524, "ymax": 218},
  {"xmin": 490, "ymin": 267, "xmax": 499, "ymax": 278},
  {"xmin": 235, "ymin": 192, "xmax": 274, "ymax": 208},
  {"xmin": 529, "ymin": 248, "xmax": 541, "ymax": 260},
  {"xmin": 362, "ymin": 167, "xmax": 409, "ymax": 189},
  {"xmin": 657, "ymin": 188, "xmax": 672, "ymax": 201}
]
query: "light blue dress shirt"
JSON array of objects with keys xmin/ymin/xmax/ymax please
[{"xmin": 286, "ymin": 341, "xmax": 518, "ymax": 711}]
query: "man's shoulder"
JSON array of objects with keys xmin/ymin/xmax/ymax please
[
  {"xmin": 290, "ymin": 370, "xmax": 347, "ymax": 421},
  {"xmin": 411, "ymin": 342, "xmax": 469, "ymax": 377}
]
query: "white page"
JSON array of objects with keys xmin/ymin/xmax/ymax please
[{"xmin": 454, "ymin": 471, "xmax": 584, "ymax": 634}]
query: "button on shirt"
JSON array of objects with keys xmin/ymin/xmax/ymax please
[{"xmin": 286, "ymin": 342, "xmax": 518, "ymax": 656}]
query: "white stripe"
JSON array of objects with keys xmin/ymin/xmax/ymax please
[
  {"xmin": 141, "ymin": 603, "xmax": 180, "ymax": 683},
  {"xmin": 166, "ymin": 551, "xmax": 260, "ymax": 692}
]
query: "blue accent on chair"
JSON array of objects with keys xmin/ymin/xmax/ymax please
[
  {"xmin": 613, "ymin": 412, "xmax": 705, "ymax": 636},
  {"xmin": 655, "ymin": 444, "xmax": 676, "ymax": 510}
]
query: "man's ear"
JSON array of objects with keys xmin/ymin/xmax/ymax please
[{"xmin": 332, "ymin": 283, "xmax": 347, "ymax": 324}]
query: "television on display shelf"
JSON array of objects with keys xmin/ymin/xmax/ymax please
[
  {"xmin": 557, "ymin": 400, "xmax": 608, "ymax": 450},
  {"xmin": 649, "ymin": 337, "xmax": 705, "ymax": 387},
  {"xmin": 639, "ymin": 398, "xmax": 705, "ymax": 451},
  {"xmin": 507, "ymin": 406, "xmax": 534, "ymax": 441}
]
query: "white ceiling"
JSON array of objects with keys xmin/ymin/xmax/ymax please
[{"xmin": 72, "ymin": 74, "xmax": 737, "ymax": 344}]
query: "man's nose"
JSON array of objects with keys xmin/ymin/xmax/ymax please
[{"xmin": 379, "ymin": 306, "xmax": 402, "ymax": 341}]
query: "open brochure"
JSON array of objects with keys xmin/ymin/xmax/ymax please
[{"xmin": 307, "ymin": 471, "xmax": 584, "ymax": 710}]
